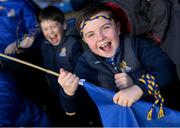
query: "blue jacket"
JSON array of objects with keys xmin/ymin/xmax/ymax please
[
  {"xmin": 41, "ymin": 35, "xmax": 83, "ymax": 97},
  {"xmin": 0, "ymin": 0, "xmax": 39, "ymax": 53},
  {"xmin": 60, "ymin": 35, "xmax": 179, "ymax": 113},
  {"xmin": 0, "ymin": 71, "xmax": 49, "ymax": 126}
]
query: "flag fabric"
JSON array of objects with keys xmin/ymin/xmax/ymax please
[{"xmin": 83, "ymin": 81, "xmax": 180, "ymax": 127}]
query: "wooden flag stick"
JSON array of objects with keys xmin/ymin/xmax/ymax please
[{"xmin": 0, "ymin": 53, "xmax": 59, "ymax": 77}]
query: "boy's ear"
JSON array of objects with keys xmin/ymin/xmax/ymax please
[
  {"xmin": 82, "ymin": 37, "xmax": 88, "ymax": 44},
  {"xmin": 117, "ymin": 22, "xmax": 121, "ymax": 35},
  {"xmin": 82, "ymin": 37, "xmax": 86, "ymax": 43},
  {"xmin": 63, "ymin": 22, "xmax": 67, "ymax": 30}
]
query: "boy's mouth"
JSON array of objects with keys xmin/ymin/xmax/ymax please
[
  {"xmin": 49, "ymin": 34, "xmax": 58, "ymax": 44},
  {"xmin": 99, "ymin": 42, "xmax": 111, "ymax": 51}
]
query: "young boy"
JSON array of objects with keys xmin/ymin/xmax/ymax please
[
  {"xmin": 39, "ymin": 6, "xmax": 83, "ymax": 126},
  {"xmin": 58, "ymin": 2, "xmax": 179, "ymax": 126},
  {"xmin": 39, "ymin": 6, "xmax": 83, "ymax": 97}
]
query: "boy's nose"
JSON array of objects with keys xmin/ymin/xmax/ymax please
[
  {"xmin": 97, "ymin": 31, "xmax": 105, "ymax": 42},
  {"xmin": 48, "ymin": 30, "xmax": 54, "ymax": 35}
]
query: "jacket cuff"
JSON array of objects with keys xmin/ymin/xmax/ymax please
[
  {"xmin": 134, "ymin": 80, "xmax": 149, "ymax": 97},
  {"xmin": 59, "ymin": 88, "xmax": 77, "ymax": 113}
]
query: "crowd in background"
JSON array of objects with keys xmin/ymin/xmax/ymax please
[{"xmin": 0, "ymin": 0, "xmax": 180, "ymax": 126}]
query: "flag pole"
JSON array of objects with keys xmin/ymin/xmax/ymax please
[
  {"xmin": 0, "ymin": 53, "xmax": 85, "ymax": 86},
  {"xmin": 0, "ymin": 53, "xmax": 59, "ymax": 77}
]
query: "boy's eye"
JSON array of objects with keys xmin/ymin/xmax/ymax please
[
  {"xmin": 52, "ymin": 25, "xmax": 58, "ymax": 28},
  {"xmin": 42, "ymin": 28, "xmax": 48, "ymax": 32},
  {"xmin": 102, "ymin": 25, "xmax": 111, "ymax": 30},
  {"xmin": 86, "ymin": 33, "xmax": 94, "ymax": 38},
  {"xmin": 51, "ymin": 22, "xmax": 59, "ymax": 28}
]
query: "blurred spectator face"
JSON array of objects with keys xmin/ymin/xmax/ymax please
[{"xmin": 40, "ymin": 20, "xmax": 64, "ymax": 46}]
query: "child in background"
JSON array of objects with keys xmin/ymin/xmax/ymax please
[
  {"xmin": 0, "ymin": 0, "xmax": 39, "ymax": 55},
  {"xmin": 39, "ymin": 6, "xmax": 83, "ymax": 126}
]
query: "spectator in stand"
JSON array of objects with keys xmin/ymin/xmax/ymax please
[
  {"xmin": 39, "ymin": 6, "xmax": 83, "ymax": 126},
  {"xmin": 58, "ymin": 2, "xmax": 180, "ymax": 126}
]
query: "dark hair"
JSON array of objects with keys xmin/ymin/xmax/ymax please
[
  {"xmin": 39, "ymin": 6, "xmax": 65, "ymax": 24},
  {"xmin": 76, "ymin": 3, "xmax": 119, "ymax": 34}
]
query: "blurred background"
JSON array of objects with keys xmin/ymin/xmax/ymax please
[{"xmin": 33, "ymin": 0, "xmax": 73, "ymax": 13}]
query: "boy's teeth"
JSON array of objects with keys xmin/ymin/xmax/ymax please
[
  {"xmin": 99, "ymin": 42, "xmax": 111, "ymax": 51},
  {"xmin": 101, "ymin": 42, "xmax": 109, "ymax": 47}
]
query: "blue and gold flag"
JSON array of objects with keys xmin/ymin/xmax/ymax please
[{"xmin": 83, "ymin": 81, "xmax": 180, "ymax": 127}]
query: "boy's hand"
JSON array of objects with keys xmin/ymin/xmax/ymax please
[
  {"xmin": 114, "ymin": 73, "xmax": 133, "ymax": 89},
  {"xmin": 113, "ymin": 85, "xmax": 143, "ymax": 107},
  {"xmin": 4, "ymin": 42, "xmax": 16, "ymax": 54},
  {"xmin": 58, "ymin": 68, "xmax": 79, "ymax": 96},
  {"xmin": 19, "ymin": 36, "xmax": 34, "ymax": 48}
]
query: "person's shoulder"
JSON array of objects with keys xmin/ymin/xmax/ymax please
[
  {"xmin": 63, "ymin": 35, "xmax": 81, "ymax": 45},
  {"xmin": 41, "ymin": 39, "xmax": 49, "ymax": 45},
  {"xmin": 76, "ymin": 50, "xmax": 94, "ymax": 68},
  {"xmin": 82, "ymin": 48, "xmax": 92, "ymax": 56},
  {"xmin": 65, "ymin": 35, "xmax": 79, "ymax": 42},
  {"xmin": 132, "ymin": 35, "xmax": 155, "ymax": 43},
  {"xmin": 124, "ymin": 35, "xmax": 156, "ymax": 47},
  {"xmin": 64, "ymin": 35, "xmax": 83, "ymax": 49},
  {"xmin": 15, "ymin": 0, "xmax": 28, "ymax": 6},
  {"xmin": 40, "ymin": 39, "xmax": 51, "ymax": 50},
  {"xmin": 78, "ymin": 49, "xmax": 94, "ymax": 61}
]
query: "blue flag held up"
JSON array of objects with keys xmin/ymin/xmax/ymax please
[{"xmin": 82, "ymin": 81, "xmax": 180, "ymax": 127}]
